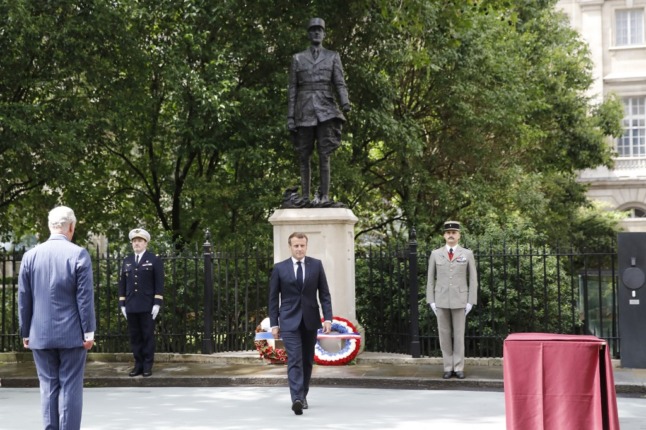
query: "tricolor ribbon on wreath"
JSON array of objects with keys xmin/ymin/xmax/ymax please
[{"xmin": 254, "ymin": 332, "xmax": 362, "ymax": 341}]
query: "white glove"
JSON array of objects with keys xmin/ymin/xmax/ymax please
[
  {"xmin": 465, "ymin": 303, "xmax": 473, "ymax": 315},
  {"xmin": 151, "ymin": 304, "xmax": 160, "ymax": 320},
  {"xmin": 120, "ymin": 306, "xmax": 127, "ymax": 319},
  {"xmin": 430, "ymin": 303, "xmax": 437, "ymax": 315}
]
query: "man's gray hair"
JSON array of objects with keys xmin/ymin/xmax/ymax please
[{"xmin": 48, "ymin": 206, "xmax": 77, "ymax": 230}]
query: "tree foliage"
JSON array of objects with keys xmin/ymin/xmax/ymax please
[
  {"xmin": 0, "ymin": 0, "xmax": 623, "ymax": 250},
  {"xmin": 341, "ymin": 0, "xmax": 623, "ymax": 246}
]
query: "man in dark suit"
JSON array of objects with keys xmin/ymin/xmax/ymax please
[
  {"xmin": 269, "ymin": 232, "xmax": 333, "ymax": 415},
  {"xmin": 18, "ymin": 206, "xmax": 96, "ymax": 430},
  {"xmin": 119, "ymin": 228, "xmax": 164, "ymax": 377},
  {"xmin": 287, "ymin": 17, "xmax": 350, "ymax": 205}
]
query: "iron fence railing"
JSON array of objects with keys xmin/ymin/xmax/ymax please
[{"xmin": 1, "ymin": 236, "xmax": 619, "ymax": 358}]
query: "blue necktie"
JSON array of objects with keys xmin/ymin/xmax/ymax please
[{"xmin": 296, "ymin": 261, "xmax": 303, "ymax": 290}]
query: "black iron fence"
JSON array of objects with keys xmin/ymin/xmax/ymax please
[
  {"xmin": 1, "ymin": 238, "xmax": 274, "ymax": 355},
  {"xmin": 358, "ymin": 233, "xmax": 618, "ymax": 359},
  {"xmin": 1, "ymin": 235, "xmax": 619, "ymax": 358}
]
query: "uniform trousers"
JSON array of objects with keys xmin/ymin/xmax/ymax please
[
  {"xmin": 32, "ymin": 347, "xmax": 88, "ymax": 430},
  {"xmin": 127, "ymin": 311, "xmax": 156, "ymax": 371},
  {"xmin": 436, "ymin": 307, "xmax": 466, "ymax": 372}
]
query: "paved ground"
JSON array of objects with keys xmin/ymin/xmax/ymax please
[
  {"xmin": 1, "ymin": 386, "xmax": 646, "ymax": 430},
  {"xmin": 2, "ymin": 351, "xmax": 646, "ymax": 394},
  {"xmin": 1, "ymin": 351, "xmax": 646, "ymax": 429}
]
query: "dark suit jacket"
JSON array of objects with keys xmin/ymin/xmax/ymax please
[
  {"xmin": 268, "ymin": 256, "xmax": 333, "ymax": 331},
  {"xmin": 18, "ymin": 234, "xmax": 96, "ymax": 349},
  {"xmin": 287, "ymin": 47, "xmax": 349, "ymax": 128},
  {"xmin": 119, "ymin": 250, "xmax": 164, "ymax": 313}
]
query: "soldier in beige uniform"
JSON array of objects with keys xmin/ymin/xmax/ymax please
[{"xmin": 426, "ymin": 221, "xmax": 478, "ymax": 379}]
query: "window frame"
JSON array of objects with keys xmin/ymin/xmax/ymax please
[
  {"xmin": 617, "ymin": 96, "xmax": 646, "ymax": 158},
  {"xmin": 615, "ymin": 8, "xmax": 645, "ymax": 47}
]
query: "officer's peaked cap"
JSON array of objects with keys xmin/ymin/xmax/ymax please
[
  {"xmin": 443, "ymin": 221, "xmax": 461, "ymax": 231},
  {"xmin": 129, "ymin": 228, "xmax": 151, "ymax": 242}
]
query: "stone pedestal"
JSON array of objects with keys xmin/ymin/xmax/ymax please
[{"xmin": 268, "ymin": 208, "xmax": 358, "ymax": 322}]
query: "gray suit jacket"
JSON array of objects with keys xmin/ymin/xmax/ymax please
[
  {"xmin": 426, "ymin": 245, "xmax": 478, "ymax": 309},
  {"xmin": 18, "ymin": 234, "xmax": 96, "ymax": 349},
  {"xmin": 287, "ymin": 47, "xmax": 349, "ymax": 128}
]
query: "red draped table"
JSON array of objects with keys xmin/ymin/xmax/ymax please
[{"xmin": 503, "ymin": 333, "xmax": 619, "ymax": 430}]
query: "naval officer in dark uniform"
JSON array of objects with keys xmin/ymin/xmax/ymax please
[
  {"xmin": 119, "ymin": 228, "xmax": 164, "ymax": 377},
  {"xmin": 287, "ymin": 17, "xmax": 350, "ymax": 205}
]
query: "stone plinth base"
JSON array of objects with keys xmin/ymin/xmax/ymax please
[{"xmin": 268, "ymin": 208, "xmax": 358, "ymax": 322}]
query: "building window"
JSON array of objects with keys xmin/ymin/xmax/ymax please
[
  {"xmin": 617, "ymin": 97, "xmax": 646, "ymax": 157},
  {"xmin": 626, "ymin": 207, "xmax": 646, "ymax": 218},
  {"xmin": 615, "ymin": 9, "xmax": 645, "ymax": 46}
]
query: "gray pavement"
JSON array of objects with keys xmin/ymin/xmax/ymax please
[
  {"xmin": 1, "ymin": 387, "xmax": 646, "ymax": 430},
  {"xmin": 1, "ymin": 351, "xmax": 646, "ymax": 429},
  {"xmin": 2, "ymin": 351, "xmax": 646, "ymax": 394}
]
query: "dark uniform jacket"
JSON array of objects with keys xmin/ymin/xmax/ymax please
[
  {"xmin": 287, "ymin": 47, "xmax": 350, "ymax": 129},
  {"xmin": 118, "ymin": 251, "xmax": 164, "ymax": 313}
]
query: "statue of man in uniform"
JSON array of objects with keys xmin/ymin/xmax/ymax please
[{"xmin": 287, "ymin": 18, "xmax": 350, "ymax": 206}]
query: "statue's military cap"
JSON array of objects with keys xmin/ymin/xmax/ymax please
[{"xmin": 308, "ymin": 18, "xmax": 325, "ymax": 30}]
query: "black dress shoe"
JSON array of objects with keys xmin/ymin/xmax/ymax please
[
  {"xmin": 455, "ymin": 371, "xmax": 465, "ymax": 379},
  {"xmin": 143, "ymin": 370, "xmax": 152, "ymax": 377},
  {"xmin": 302, "ymin": 398, "xmax": 308, "ymax": 409},
  {"xmin": 292, "ymin": 399, "xmax": 303, "ymax": 415},
  {"xmin": 442, "ymin": 371, "xmax": 453, "ymax": 379},
  {"xmin": 129, "ymin": 368, "xmax": 143, "ymax": 377}
]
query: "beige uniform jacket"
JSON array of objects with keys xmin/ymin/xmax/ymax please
[{"xmin": 426, "ymin": 245, "xmax": 478, "ymax": 309}]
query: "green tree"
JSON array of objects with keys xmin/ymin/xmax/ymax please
[
  {"xmin": 0, "ymin": 0, "xmax": 623, "ymax": 251},
  {"xmin": 65, "ymin": 0, "xmax": 294, "ymax": 249},
  {"xmin": 1, "ymin": 0, "xmax": 297, "ymax": 248},
  {"xmin": 339, "ymin": 0, "xmax": 623, "ymax": 246},
  {"xmin": 0, "ymin": 0, "xmax": 124, "ymax": 241}
]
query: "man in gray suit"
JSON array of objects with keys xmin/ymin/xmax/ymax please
[
  {"xmin": 18, "ymin": 206, "xmax": 96, "ymax": 430},
  {"xmin": 287, "ymin": 17, "xmax": 350, "ymax": 205},
  {"xmin": 426, "ymin": 221, "xmax": 478, "ymax": 379}
]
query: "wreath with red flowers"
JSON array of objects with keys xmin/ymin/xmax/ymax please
[
  {"xmin": 254, "ymin": 323, "xmax": 287, "ymax": 364},
  {"xmin": 254, "ymin": 339, "xmax": 288, "ymax": 364}
]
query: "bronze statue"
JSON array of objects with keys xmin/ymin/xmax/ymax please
[{"xmin": 285, "ymin": 18, "xmax": 350, "ymax": 208}]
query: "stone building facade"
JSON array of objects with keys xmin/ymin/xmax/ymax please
[{"xmin": 558, "ymin": 0, "xmax": 646, "ymax": 231}]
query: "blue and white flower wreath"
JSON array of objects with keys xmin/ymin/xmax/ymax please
[{"xmin": 314, "ymin": 316, "xmax": 362, "ymax": 365}]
